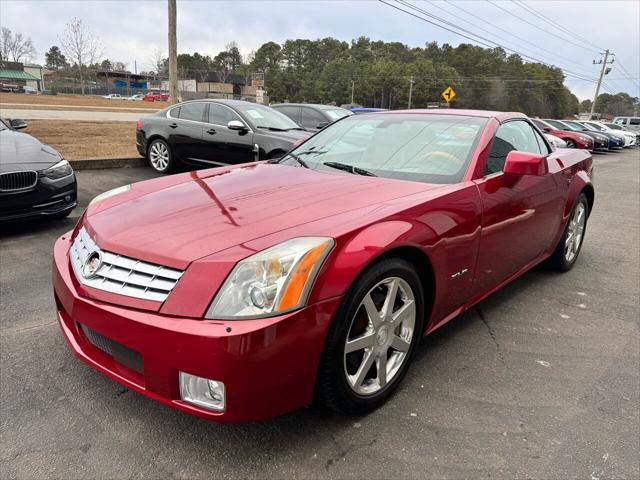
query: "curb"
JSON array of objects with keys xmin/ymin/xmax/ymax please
[{"xmin": 69, "ymin": 157, "xmax": 146, "ymax": 170}]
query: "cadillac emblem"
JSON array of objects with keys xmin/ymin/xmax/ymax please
[{"xmin": 82, "ymin": 250, "xmax": 103, "ymax": 279}]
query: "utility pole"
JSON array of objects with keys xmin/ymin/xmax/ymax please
[
  {"xmin": 589, "ymin": 49, "xmax": 613, "ymax": 120},
  {"xmin": 168, "ymin": 0, "xmax": 178, "ymax": 104},
  {"xmin": 350, "ymin": 79, "xmax": 355, "ymax": 104},
  {"xmin": 134, "ymin": 60, "xmax": 137, "ymax": 74},
  {"xmin": 407, "ymin": 75, "xmax": 415, "ymax": 109}
]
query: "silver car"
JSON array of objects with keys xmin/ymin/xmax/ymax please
[{"xmin": 612, "ymin": 117, "xmax": 640, "ymax": 134}]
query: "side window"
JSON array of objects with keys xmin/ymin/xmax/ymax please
[
  {"xmin": 208, "ymin": 103, "xmax": 242, "ymax": 126},
  {"xmin": 533, "ymin": 127, "xmax": 551, "ymax": 155},
  {"xmin": 485, "ymin": 121, "xmax": 542, "ymax": 175},
  {"xmin": 614, "ymin": 118, "xmax": 626, "ymax": 125},
  {"xmin": 299, "ymin": 107, "xmax": 327, "ymax": 129},
  {"xmin": 178, "ymin": 103, "xmax": 206, "ymax": 122},
  {"xmin": 630, "ymin": 118, "xmax": 640, "ymax": 126},
  {"xmin": 168, "ymin": 106, "xmax": 180, "ymax": 118}
]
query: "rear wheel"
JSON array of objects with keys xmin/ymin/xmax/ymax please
[
  {"xmin": 549, "ymin": 193, "xmax": 588, "ymax": 271},
  {"xmin": 565, "ymin": 139, "xmax": 576, "ymax": 148},
  {"xmin": 316, "ymin": 258, "xmax": 424, "ymax": 414},
  {"xmin": 147, "ymin": 139, "xmax": 174, "ymax": 173}
]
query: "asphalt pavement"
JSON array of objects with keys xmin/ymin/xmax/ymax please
[{"xmin": 1, "ymin": 150, "xmax": 639, "ymax": 479}]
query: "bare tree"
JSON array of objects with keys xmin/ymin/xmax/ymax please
[
  {"xmin": 0, "ymin": 28, "xmax": 36, "ymax": 63},
  {"xmin": 150, "ymin": 47, "xmax": 167, "ymax": 76},
  {"xmin": 59, "ymin": 18, "xmax": 101, "ymax": 94}
]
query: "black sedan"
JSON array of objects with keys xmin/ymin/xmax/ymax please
[
  {"xmin": 270, "ymin": 103, "xmax": 353, "ymax": 131},
  {"xmin": 136, "ymin": 99, "xmax": 312, "ymax": 173},
  {"xmin": 0, "ymin": 118, "xmax": 77, "ymax": 222}
]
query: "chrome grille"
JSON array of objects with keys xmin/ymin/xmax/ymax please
[
  {"xmin": 0, "ymin": 171, "xmax": 38, "ymax": 192},
  {"xmin": 70, "ymin": 226, "xmax": 183, "ymax": 302}
]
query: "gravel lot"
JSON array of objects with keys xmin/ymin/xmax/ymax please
[{"xmin": 1, "ymin": 150, "xmax": 639, "ymax": 479}]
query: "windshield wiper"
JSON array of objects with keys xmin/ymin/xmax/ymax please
[
  {"xmin": 256, "ymin": 125, "xmax": 287, "ymax": 132},
  {"xmin": 323, "ymin": 161, "xmax": 376, "ymax": 177},
  {"xmin": 275, "ymin": 153, "xmax": 309, "ymax": 168}
]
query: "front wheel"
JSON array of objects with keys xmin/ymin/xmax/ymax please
[
  {"xmin": 549, "ymin": 193, "xmax": 589, "ymax": 271},
  {"xmin": 565, "ymin": 139, "xmax": 576, "ymax": 148},
  {"xmin": 316, "ymin": 258, "xmax": 424, "ymax": 414},
  {"xmin": 147, "ymin": 139, "xmax": 174, "ymax": 173}
]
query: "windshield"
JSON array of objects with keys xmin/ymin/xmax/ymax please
[
  {"xmin": 579, "ymin": 122, "xmax": 597, "ymax": 131},
  {"xmin": 279, "ymin": 113, "xmax": 487, "ymax": 184},
  {"xmin": 236, "ymin": 104, "xmax": 301, "ymax": 131},
  {"xmin": 544, "ymin": 119, "xmax": 570, "ymax": 130},
  {"xmin": 562, "ymin": 120, "xmax": 588, "ymax": 132},
  {"xmin": 325, "ymin": 109, "xmax": 353, "ymax": 121},
  {"xmin": 584, "ymin": 122, "xmax": 606, "ymax": 131}
]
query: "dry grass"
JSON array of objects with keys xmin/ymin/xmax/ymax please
[
  {"xmin": 24, "ymin": 120, "xmax": 140, "ymax": 160},
  {"xmin": 0, "ymin": 92, "xmax": 161, "ymax": 110}
]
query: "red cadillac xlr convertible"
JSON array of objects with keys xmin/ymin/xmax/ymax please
[{"xmin": 53, "ymin": 110, "xmax": 594, "ymax": 422}]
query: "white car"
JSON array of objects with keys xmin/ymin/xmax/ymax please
[
  {"xmin": 127, "ymin": 94, "xmax": 145, "ymax": 101},
  {"xmin": 544, "ymin": 133, "xmax": 567, "ymax": 149},
  {"xmin": 102, "ymin": 94, "xmax": 122, "ymax": 100},
  {"xmin": 583, "ymin": 120, "xmax": 637, "ymax": 148}
]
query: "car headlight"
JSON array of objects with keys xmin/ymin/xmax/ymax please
[
  {"xmin": 89, "ymin": 184, "xmax": 131, "ymax": 206},
  {"xmin": 40, "ymin": 159, "xmax": 73, "ymax": 179},
  {"xmin": 579, "ymin": 135, "xmax": 590, "ymax": 142},
  {"xmin": 206, "ymin": 237, "xmax": 334, "ymax": 319}
]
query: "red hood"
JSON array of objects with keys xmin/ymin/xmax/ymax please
[{"xmin": 86, "ymin": 163, "xmax": 437, "ymax": 269}]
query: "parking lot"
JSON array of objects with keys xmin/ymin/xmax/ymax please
[{"xmin": 1, "ymin": 148, "xmax": 638, "ymax": 479}]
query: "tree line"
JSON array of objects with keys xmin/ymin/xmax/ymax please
[{"xmin": 8, "ymin": 19, "xmax": 638, "ymax": 117}]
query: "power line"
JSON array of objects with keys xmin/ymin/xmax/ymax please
[
  {"xmin": 512, "ymin": 0, "xmax": 605, "ymax": 52},
  {"xmin": 379, "ymin": 0, "xmax": 598, "ymax": 85},
  {"xmin": 437, "ymin": 0, "xmax": 597, "ymax": 76},
  {"xmin": 613, "ymin": 58, "xmax": 640, "ymax": 90},
  {"xmin": 484, "ymin": 0, "xmax": 601, "ymax": 55}
]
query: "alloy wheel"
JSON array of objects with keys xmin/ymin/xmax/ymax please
[
  {"xmin": 565, "ymin": 203, "xmax": 586, "ymax": 262},
  {"xmin": 149, "ymin": 142, "xmax": 169, "ymax": 171},
  {"xmin": 343, "ymin": 277, "xmax": 416, "ymax": 396}
]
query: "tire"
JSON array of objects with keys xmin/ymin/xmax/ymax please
[
  {"xmin": 565, "ymin": 139, "xmax": 576, "ymax": 148},
  {"xmin": 316, "ymin": 258, "xmax": 425, "ymax": 414},
  {"xmin": 549, "ymin": 193, "xmax": 589, "ymax": 271},
  {"xmin": 147, "ymin": 139, "xmax": 174, "ymax": 173}
]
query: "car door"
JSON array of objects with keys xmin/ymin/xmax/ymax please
[
  {"xmin": 200, "ymin": 103, "xmax": 255, "ymax": 165},
  {"xmin": 299, "ymin": 107, "xmax": 329, "ymax": 131},
  {"xmin": 472, "ymin": 119, "xmax": 565, "ymax": 295},
  {"xmin": 166, "ymin": 103, "xmax": 207, "ymax": 163}
]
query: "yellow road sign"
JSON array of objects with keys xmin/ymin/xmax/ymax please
[{"xmin": 442, "ymin": 86, "xmax": 456, "ymax": 102}]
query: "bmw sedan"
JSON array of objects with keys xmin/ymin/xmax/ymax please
[
  {"xmin": 54, "ymin": 110, "xmax": 593, "ymax": 422},
  {"xmin": 1, "ymin": 118, "xmax": 77, "ymax": 222},
  {"xmin": 136, "ymin": 100, "xmax": 312, "ymax": 173}
]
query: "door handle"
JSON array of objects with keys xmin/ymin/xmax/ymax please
[
  {"xmin": 169, "ymin": 123, "xmax": 178, "ymax": 129},
  {"xmin": 206, "ymin": 128, "xmax": 216, "ymax": 135}
]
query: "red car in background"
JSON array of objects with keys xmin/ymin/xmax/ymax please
[
  {"xmin": 53, "ymin": 110, "xmax": 594, "ymax": 422},
  {"xmin": 531, "ymin": 118, "xmax": 593, "ymax": 150},
  {"xmin": 143, "ymin": 92, "xmax": 169, "ymax": 102}
]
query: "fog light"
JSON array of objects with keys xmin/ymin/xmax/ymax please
[{"xmin": 179, "ymin": 372, "xmax": 225, "ymax": 411}]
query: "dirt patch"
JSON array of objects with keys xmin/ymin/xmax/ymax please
[
  {"xmin": 24, "ymin": 120, "xmax": 141, "ymax": 160},
  {"xmin": 0, "ymin": 92, "xmax": 163, "ymax": 109}
]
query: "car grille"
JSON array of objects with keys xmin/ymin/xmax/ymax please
[
  {"xmin": 0, "ymin": 171, "xmax": 37, "ymax": 192},
  {"xmin": 70, "ymin": 226, "xmax": 184, "ymax": 302}
]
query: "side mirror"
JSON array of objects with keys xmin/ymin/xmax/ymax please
[
  {"xmin": 543, "ymin": 126, "xmax": 551, "ymax": 133},
  {"xmin": 503, "ymin": 150, "xmax": 548, "ymax": 176},
  {"xmin": 316, "ymin": 122, "xmax": 329, "ymax": 130},
  {"xmin": 10, "ymin": 118, "xmax": 27, "ymax": 130},
  {"xmin": 227, "ymin": 120, "xmax": 248, "ymax": 131}
]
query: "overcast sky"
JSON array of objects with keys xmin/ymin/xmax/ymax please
[{"xmin": 1, "ymin": 0, "xmax": 638, "ymax": 100}]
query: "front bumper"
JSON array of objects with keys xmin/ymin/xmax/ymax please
[
  {"xmin": 53, "ymin": 233, "xmax": 342, "ymax": 422},
  {"xmin": 0, "ymin": 173, "xmax": 77, "ymax": 222}
]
